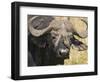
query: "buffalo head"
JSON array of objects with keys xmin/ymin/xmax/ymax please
[{"xmin": 28, "ymin": 15, "xmax": 88, "ymax": 60}]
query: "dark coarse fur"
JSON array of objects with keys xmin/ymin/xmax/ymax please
[{"xmin": 28, "ymin": 33, "xmax": 65, "ymax": 66}]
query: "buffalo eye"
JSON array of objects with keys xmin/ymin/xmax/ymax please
[{"xmin": 52, "ymin": 36, "xmax": 56, "ymax": 39}]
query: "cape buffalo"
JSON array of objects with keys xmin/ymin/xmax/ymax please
[{"xmin": 28, "ymin": 15, "xmax": 88, "ymax": 66}]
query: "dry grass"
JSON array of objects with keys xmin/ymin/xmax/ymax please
[{"xmin": 64, "ymin": 35, "xmax": 88, "ymax": 65}]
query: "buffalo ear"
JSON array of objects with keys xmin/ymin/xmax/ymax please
[{"xmin": 71, "ymin": 37, "xmax": 87, "ymax": 51}]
